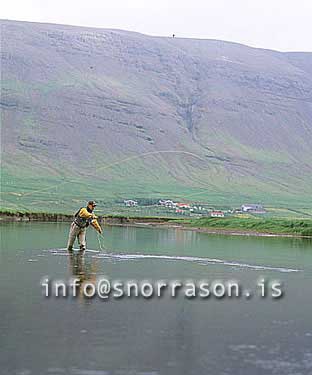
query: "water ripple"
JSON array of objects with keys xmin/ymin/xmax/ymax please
[{"xmin": 90, "ymin": 252, "xmax": 302, "ymax": 273}]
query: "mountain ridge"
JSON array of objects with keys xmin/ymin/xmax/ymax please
[{"xmin": 2, "ymin": 18, "xmax": 312, "ymax": 54}]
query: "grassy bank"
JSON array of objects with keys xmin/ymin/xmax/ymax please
[
  {"xmin": 0, "ymin": 210, "xmax": 177, "ymax": 224},
  {"xmin": 183, "ymin": 217, "xmax": 312, "ymax": 237},
  {"xmin": 0, "ymin": 210, "xmax": 73, "ymax": 222}
]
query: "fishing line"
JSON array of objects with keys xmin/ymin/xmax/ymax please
[
  {"xmin": 97, "ymin": 231, "xmax": 107, "ymax": 252},
  {"xmin": 94, "ymin": 150, "xmax": 205, "ymax": 174},
  {"xmin": 18, "ymin": 150, "xmax": 205, "ymax": 198}
]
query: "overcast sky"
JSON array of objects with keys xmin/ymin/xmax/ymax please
[{"xmin": 2, "ymin": 0, "xmax": 312, "ymax": 52}]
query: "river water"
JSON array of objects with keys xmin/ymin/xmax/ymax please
[{"xmin": 1, "ymin": 222, "xmax": 312, "ymax": 375}]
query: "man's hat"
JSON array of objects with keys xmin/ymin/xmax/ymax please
[{"xmin": 88, "ymin": 200, "xmax": 97, "ymax": 206}]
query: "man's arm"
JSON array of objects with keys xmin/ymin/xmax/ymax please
[{"xmin": 91, "ymin": 219, "xmax": 102, "ymax": 233}]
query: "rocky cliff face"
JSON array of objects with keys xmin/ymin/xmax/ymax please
[{"xmin": 1, "ymin": 20, "xmax": 312, "ymax": 211}]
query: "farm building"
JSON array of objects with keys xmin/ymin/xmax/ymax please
[{"xmin": 241, "ymin": 204, "xmax": 265, "ymax": 213}]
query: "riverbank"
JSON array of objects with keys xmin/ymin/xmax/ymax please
[
  {"xmin": 0, "ymin": 210, "xmax": 174, "ymax": 225},
  {"xmin": 1, "ymin": 210, "xmax": 312, "ymax": 238},
  {"xmin": 184, "ymin": 217, "xmax": 312, "ymax": 237}
]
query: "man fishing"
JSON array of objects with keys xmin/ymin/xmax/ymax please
[{"xmin": 67, "ymin": 200, "xmax": 102, "ymax": 252}]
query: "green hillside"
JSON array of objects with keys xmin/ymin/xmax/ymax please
[{"xmin": 1, "ymin": 20, "xmax": 312, "ymax": 213}]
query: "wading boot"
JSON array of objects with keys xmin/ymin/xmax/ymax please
[{"xmin": 79, "ymin": 245, "xmax": 86, "ymax": 254}]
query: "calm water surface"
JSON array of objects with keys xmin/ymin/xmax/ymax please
[{"xmin": 0, "ymin": 222, "xmax": 312, "ymax": 375}]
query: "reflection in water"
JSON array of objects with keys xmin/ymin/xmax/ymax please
[{"xmin": 68, "ymin": 252, "xmax": 98, "ymax": 301}]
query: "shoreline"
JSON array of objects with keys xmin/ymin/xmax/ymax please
[
  {"xmin": 110, "ymin": 221, "xmax": 312, "ymax": 239},
  {"xmin": 1, "ymin": 211, "xmax": 311, "ymax": 239}
]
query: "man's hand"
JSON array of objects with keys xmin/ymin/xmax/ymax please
[{"xmin": 98, "ymin": 228, "xmax": 103, "ymax": 235}]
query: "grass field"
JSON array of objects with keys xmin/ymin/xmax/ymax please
[
  {"xmin": 183, "ymin": 217, "xmax": 312, "ymax": 236},
  {"xmin": 2, "ymin": 169, "xmax": 312, "ymax": 216}
]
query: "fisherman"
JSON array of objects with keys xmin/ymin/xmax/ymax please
[{"xmin": 67, "ymin": 200, "xmax": 102, "ymax": 252}]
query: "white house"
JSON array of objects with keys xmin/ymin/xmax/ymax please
[
  {"xmin": 159, "ymin": 200, "xmax": 177, "ymax": 208},
  {"xmin": 124, "ymin": 200, "xmax": 138, "ymax": 207},
  {"xmin": 210, "ymin": 211, "xmax": 225, "ymax": 218}
]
